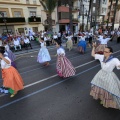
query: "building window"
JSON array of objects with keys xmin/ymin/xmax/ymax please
[
  {"xmin": 32, "ymin": 27, "xmax": 38, "ymax": 32},
  {"xmin": 59, "ymin": 12, "xmax": 69, "ymax": 19},
  {"xmin": 30, "ymin": 11, "xmax": 36, "ymax": 17},
  {"xmin": 0, "ymin": 11, "xmax": 8, "ymax": 17},
  {"xmin": 102, "ymin": 0, "xmax": 107, "ymax": 4},
  {"xmin": 33, "ymin": 0, "xmax": 37, "ymax": 4},
  {"xmin": 93, "ymin": 0, "xmax": 96, "ymax": 3},
  {"xmin": 14, "ymin": 11, "xmax": 22, "ymax": 17},
  {"xmin": 18, "ymin": 28, "xmax": 24, "ymax": 33},
  {"xmin": 101, "ymin": 7, "xmax": 106, "ymax": 14},
  {"xmin": 26, "ymin": 0, "xmax": 30, "ymax": 4},
  {"xmin": 93, "ymin": 7, "xmax": 96, "ymax": 13}
]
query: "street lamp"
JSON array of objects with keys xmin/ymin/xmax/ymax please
[{"xmin": 0, "ymin": 12, "xmax": 9, "ymax": 34}]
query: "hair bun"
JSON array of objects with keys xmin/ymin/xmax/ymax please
[{"xmin": 0, "ymin": 46, "xmax": 5, "ymax": 54}]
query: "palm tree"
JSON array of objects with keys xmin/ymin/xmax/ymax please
[
  {"xmin": 117, "ymin": 3, "xmax": 120, "ymax": 10},
  {"xmin": 107, "ymin": 0, "xmax": 113, "ymax": 29},
  {"xmin": 111, "ymin": 0, "xmax": 119, "ymax": 30},
  {"xmin": 68, "ymin": 0, "xmax": 73, "ymax": 33},
  {"xmin": 87, "ymin": 0, "xmax": 92, "ymax": 30},
  {"xmin": 39, "ymin": 0, "xmax": 58, "ymax": 31}
]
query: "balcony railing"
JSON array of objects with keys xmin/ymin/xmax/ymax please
[
  {"xmin": 72, "ymin": 6, "xmax": 80, "ymax": 12},
  {"xmin": 44, "ymin": 19, "xmax": 55, "ymax": 25},
  {"xmin": 72, "ymin": 18, "xmax": 79, "ymax": 23},
  {"xmin": 0, "ymin": 17, "xmax": 25, "ymax": 25},
  {"xmin": 28, "ymin": 16, "xmax": 41, "ymax": 23}
]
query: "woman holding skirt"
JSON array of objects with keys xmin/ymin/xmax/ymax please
[
  {"xmin": 37, "ymin": 39, "xmax": 51, "ymax": 66},
  {"xmin": 4, "ymin": 42, "xmax": 16, "ymax": 68},
  {"xmin": 90, "ymin": 44, "xmax": 120, "ymax": 109},
  {"xmin": 0, "ymin": 46, "xmax": 24, "ymax": 97},
  {"xmin": 95, "ymin": 34, "xmax": 111, "ymax": 54},
  {"xmin": 77, "ymin": 35, "xmax": 87, "ymax": 54},
  {"xmin": 56, "ymin": 41, "xmax": 76, "ymax": 78},
  {"xmin": 66, "ymin": 34, "xmax": 73, "ymax": 51}
]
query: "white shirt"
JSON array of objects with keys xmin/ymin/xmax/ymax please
[
  {"xmin": 79, "ymin": 36, "xmax": 86, "ymax": 41},
  {"xmin": 24, "ymin": 38, "xmax": 30, "ymax": 43},
  {"xmin": 5, "ymin": 45, "xmax": 10, "ymax": 51},
  {"xmin": 1, "ymin": 57, "xmax": 11, "ymax": 69},
  {"xmin": 95, "ymin": 54, "xmax": 120, "ymax": 72},
  {"xmin": 40, "ymin": 42, "xmax": 46, "ymax": 48},
  {"xmin": 66, "ymin": 36, "xmax": 72, "ymax": 40},
  {"xmin": 14, "ymin": 40, "xmax": 20, "ymax": 46},
  {"xmin": 57, "ymin": 47, "xmax": 65, "ymax": 56},
  {"xmin": 44, "ymin": 37, "xmax": 48, "ymax": 41},
  {"xmin": 53, "ymin": 35, "xmax": 58, "ymax": 39},
  {"xmin": 98, "ymin": 38, "xmax": 111, "ymax": 44},
  {"xmin": 111, "ymin": 31, "xmax": 114, "ymax": 35},
  {"xmin": 117, "ymin": 31, "xmax": 120, "ymax": 36},
  {"xmin": 58, "ymin": 33, "xmax": 61, "ymax": 37}
]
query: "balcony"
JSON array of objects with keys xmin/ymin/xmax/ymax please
[
  {"xmin": 58, "ymin": 6, "xmax": 69, "ymax": 12},
  {"xmin": 72, "ymin": 18, "xmax": 79, "ymax": 23},
  {"xmin": 43, "ymin": 19, "xmax": 55, "ymax": 26},
  {"xmin": 28, "ymin": 16, "xmax": 41, "ymax": 24},
  {"xmin": 72, "ymin": 6, "xmax": 80, "ymax": 12},
  {"xmin": 58, "ymin": 19, "xmax": 70, "ymax": 24},
  {"xmin": 0, "ymin": 17, "xmax": 25, "ymax": 25}
]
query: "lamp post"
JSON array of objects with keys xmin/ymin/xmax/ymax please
[{"xmin": 0, "ymin": 12, "xmax": 9, "ymax": 34}]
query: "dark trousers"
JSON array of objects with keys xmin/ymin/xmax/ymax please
[
  {"xmin": 117, "ymin": 36, "xmax": 120, "ymax": 43},
  {"xmin": 24, "ymin": 43, "xmax": 32, "ymax": 49},
  {"xmin": 46, "ymin": 41, "xmax": 50, "ymax": 46}
]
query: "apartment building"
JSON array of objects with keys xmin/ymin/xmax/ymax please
[
  {"xmin": 57, "ymin": 0, "xmax": 80, "ymax": 32},
  {"xmin": 0, "ymin": 0, "xmax": 46, "ymax": 34},
  {"xmin": 105, "ymin": 0, "xmax": 120, "ymax": 28}
]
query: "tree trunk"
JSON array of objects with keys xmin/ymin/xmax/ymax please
[
  {"xmin": 69, "ymin": 0, "xmax": 73, "ymax": 34},
  {"xmin": 112, "ymin": 0, "xmax": 119, "ymax": 30},
  {"xmin": 107, "ymin": 0, "xmax": 112, "ymax": 29},
  {"xmin": 87, "ymin": 0, "xmax": 92, "ymax": 30},
  {"xmin": 48, "ymin": 13, "xmax": 52, "ymax": 31}
]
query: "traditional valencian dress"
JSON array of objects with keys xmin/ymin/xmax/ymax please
[
  {"xmin": 56, "ymin": 47, "xmax": 76, "ymax": 78},
  {"xmin": 95, "ymin": 37, "xmax": 111, "ymax": 54},
  {"xmin": 90, "ymin": 54, "xmax": 120, "ymax": 109},
  {"xmin": 37, "ymin": 42, "xmax": 51, "ymax": 63},
  {"xmin": 77, "ymin": 36, "xmax": 87, "ymax": 53},
  {"xmin": 0, "ymin": 56, "xmax": 24, "ymax": 94},
  {"xmin": 66, "ymin": 35, "xmax": 73, "ymax": 51},
  {"xmin": 4, "ymin": 44, "xmax": 16, "ymax": 68}
]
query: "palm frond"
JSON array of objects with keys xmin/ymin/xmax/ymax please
[
  {"xmin": 45, "ymin": 0, "xmax": 58, "ymax": 14},
  {"xmin": 39, "ymin": 0, "xmax": 48, "ymax": 11}
]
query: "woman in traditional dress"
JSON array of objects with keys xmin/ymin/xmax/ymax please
[
  {"xmin": 4, "ymin": 41, "xmax": 16, "ymax": 68},
  {"xmin": 37, "ymin": 39, "xmax": 51, "ymax": 66},
  {"xmin": 0, "ymin": 46, "xmax": 24, "ymax": 97},
  {"xmin": 77, "ymin": 34, "xmax": 87, "ymax": 54},
  {"xmin": 66, "ymin": 34, "xmax": 73, "ymax": 51},
  {"xmin": 56, "ymin": 41, "xmax": 76, "ymax": 78},
  {"xmin": 90, "ymin": 45, "xmax": 120, "ymax": 109},
  {"xmin": 95, "ymin": 34, "xmax": 111, "ymax": 54}
]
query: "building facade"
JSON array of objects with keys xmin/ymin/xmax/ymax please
[
  {"xmin": 105, "ymin": 0, "xmax": 120, "ymax": 28},
  {"xmin": 0, "ymin": 0, "xmax": 45, "ymax": 35}
]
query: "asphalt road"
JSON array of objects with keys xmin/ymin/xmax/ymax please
[{"xmin": 0, "ymin": 40, "xmax": 120, "ymax": 120}]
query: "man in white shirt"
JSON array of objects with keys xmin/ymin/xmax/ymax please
[
  {"xmin": 29, "ymin": 30, "xmax": 34, "ymax": 41},
  {"xmin": 13, "ymin": 38, "xmax": 21, "ymax": 51},
  {"xmin": 24, "ymin": 36, "xmax": 32, "ymax": 49}
]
